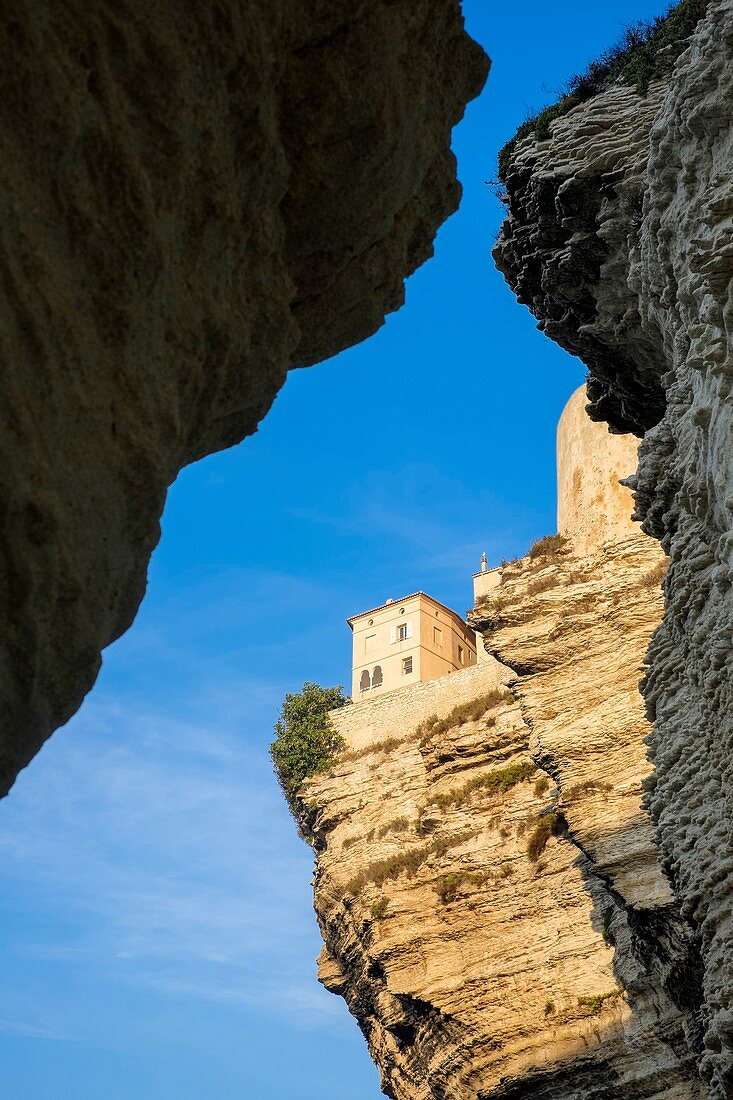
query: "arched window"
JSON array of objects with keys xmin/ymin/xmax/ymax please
[
  {"xmin": 360, "ymin": 670, "xmax": 371, "ymax": 693},
  {"xmin": 372, "ymin": 665, "xmax": 383, "ymax": 688}
]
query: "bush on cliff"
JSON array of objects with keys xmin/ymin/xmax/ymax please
[{"xmin": 271, "ymin": 682, "xmax": 348, "ymax": 824}]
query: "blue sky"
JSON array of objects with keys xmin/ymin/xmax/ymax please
[{"xmin": 0, "ymin": 3, "xmax": 667, "ymax": 1097}]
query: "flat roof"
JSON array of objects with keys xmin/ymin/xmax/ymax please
[{"xmin": 347, "ymin": 591, "xmax": 467, "ymax": 628}]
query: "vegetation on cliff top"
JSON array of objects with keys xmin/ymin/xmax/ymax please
[
  {"xmin": 270, "ymin": 682, "xmax": 348, "ymax": 826},
  {"xmin": 498, "ymin": 0, "xmax": 708, "ymax": 180}
]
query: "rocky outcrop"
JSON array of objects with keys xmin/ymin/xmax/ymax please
[
  {"xmin": 0, "ymin": 1, "xmax": 487, "ymax": 794},
  {"xmin": 494, "ymin": 79, "xmax": 668, "ymax": 435},
  {"xmin": 495, "ymin": 3, "xmax": 733, "ymax": 1094},
  {"xmin": 306, "ymin": 530, "xmax": 703, "ymax": 1098}
]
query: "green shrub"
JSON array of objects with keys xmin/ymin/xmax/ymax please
[
  {"xmin": 434, "ymin": 870, "xmax": 490, "ymax": 904},
  {"xmin": 602, "ymin": 906, "xmax": 615, "ymax": 944},
  {"xmin": 377, "ymin": 816, "xmax": 411, "ymax": 839},
  {"xmin": 270, "ymin": 682, "xmax": 348, "ymax": 827},
  {"xmin": 347, "ymin": 846, "xmax": 428, "ymax": 894},
  {"xmin": 347, "ymin": 829, "xmax": 479, "ymax": 895},
  {"xmin": 435, "ymin": 873, "xmax": 465, "ymax": 904},
  {"xmin": 498, "ymin": 1, "xmax": 708, "ymax": 180},
  {"xmin": 578, "ymin": 990, "xmax": 619, "ymax": 1016}
]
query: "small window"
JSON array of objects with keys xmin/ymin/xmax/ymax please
[
  {"xmin": 372, "ymin": 665, "xmax": 383, "ymax": 688},
  {"xmin": 391, "ymin": 621, "xmax": 412, "ymax": 643},
  {"xmin": 402, "ymin": 657, "xmax": 413, "ymax": 675},
  {"xmin": 457, "ymin": 645, "xmax": 465, "ymax": 665},
  {"xmin": 359, "ymin": 670, "xmax": 371, "ymax": 693},
  {"xmin": 433, "ymin": 626, "xmax": 443, "ymax": 648}
]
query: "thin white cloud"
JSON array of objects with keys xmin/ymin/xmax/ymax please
[{"xmin": 0, "ymin": 687, "xmax": 345, "ymax": 1044}]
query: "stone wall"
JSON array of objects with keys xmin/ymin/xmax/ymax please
[
  {"xmin": 557, "ymin": 386, "xmax": 640, "ymax": 557},
  {"xmin": 331, "ymin": 658, "xmax": 507, "ymax": 753}
]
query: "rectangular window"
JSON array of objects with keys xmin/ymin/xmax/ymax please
[
  {"xmin": 457, "ymin": 644, "xmax": 464, "ymax": 665},
  {"xmin": 402, "ymin": 657, "xmax": 413, "ymax": 675},
  {"xmin": 365, "ymin": 633, "xmax": 376, "ymax": 654},
  {"xmin": 433, "ymin": 626, "xmax": 443, "ymax": 648},
  {"xmin": 391, "ymin": 621, "xmax": 412, "ymax": 644}
]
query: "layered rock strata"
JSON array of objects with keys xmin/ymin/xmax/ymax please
[
  {"xmin": 307, "ymin": 530, "xmax": 703, "ymax": 1097},
  {"xmin": 495, "ymin": 4, "xmax": 733, "ymax": 1094},
  {"xmin": 0, "ymin": 1, "xmax": 487, "ymax": 793}
]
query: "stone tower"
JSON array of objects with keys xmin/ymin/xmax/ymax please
[{"xmin": 557, "ymin": 385, "xmax": 640, "ymax": 556}]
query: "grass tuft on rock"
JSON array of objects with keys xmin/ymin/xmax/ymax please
[
  {"xmin": 526, "ymin": 812, "xmax": 565, "ymax": 862},
  {"xmin": 578, "ymin": 990, "xmax": 620, "ymax": 1015},
  {"xmin": 528, "ymin": 534, "xmax": 568, "ymax": 562},
  {"xmin": 498, "ymin": 0, "xmax": 708, "ymax": 180},
  {"xmin": 427, "ymin": 760, "xmax": 536, "ymax": 812},
  {"xmin": 416, "ymin": 690, "xmax": 509, "ymax": 746}
]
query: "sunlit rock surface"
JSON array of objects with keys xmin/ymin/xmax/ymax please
[
  {"xmin": 495, "ymin": 4, "xmax": 733, "ymax": 1094},
  {"xmin": 306, "ymin": 528, "xmax": 703, "ymax": 1097},
  {"xmin": 0, "ymin": 1, "xmax": 487, "ymax": 794}
]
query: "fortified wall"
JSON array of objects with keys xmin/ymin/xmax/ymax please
[{"xmin": 331, "ymin": 659, "xmax": 507, "ymax": 753}]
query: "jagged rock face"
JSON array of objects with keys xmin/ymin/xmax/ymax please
[
  {"xmin": 0, "ymin": 1, "xmax": 487, "ymax": 794},
  {"xmin": 496, "ymin": 5, "xmax": 733, "ymax": 1095},
  {"xmin": 307, "ymin": 533, "xmax": 703, "ymax": 1098},
  {"xmin": 494, "ymin": 81, "xmax": 668, "ymax": 435}
]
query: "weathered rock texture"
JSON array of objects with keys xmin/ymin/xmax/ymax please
[
  {"xmin": 496, "ymin": 4, "xmax": 733, "ymax": 1094},
  {"xmin": 0, "ymin": 1, "xmax": 487, "ymax": 794},
  {"xmin": 306, "ymin": 529, "xmax": 704, "ymax": 1098}
]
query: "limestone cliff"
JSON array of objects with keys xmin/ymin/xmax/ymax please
[
  {"xmin": 0, "ymin": 2, "xmax": 487, "ymax": 794},
  {"xmin": 495, "ymin": 3, "xmax": 733, "ymax": 1094},
  {"xmin": 306, "ymin": 529, "xmax": 703, "ymax": 1097}
]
